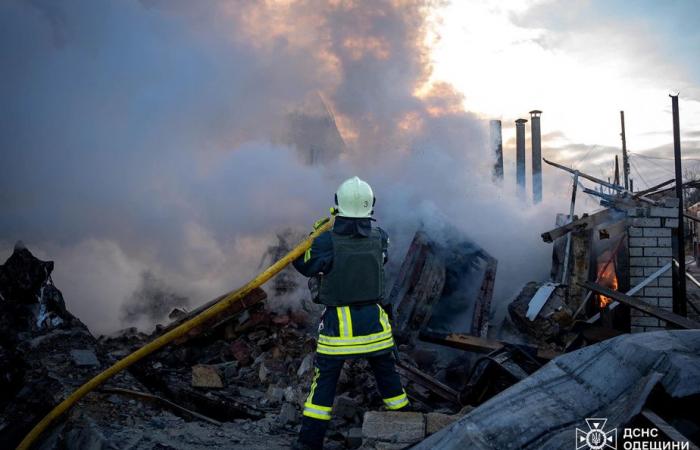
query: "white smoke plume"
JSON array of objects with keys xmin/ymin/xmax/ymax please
[{"xmin": 0, "ymin": 0, "xmax": 570, "ymax": 334}]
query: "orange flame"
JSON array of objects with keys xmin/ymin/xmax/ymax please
[{"xmin": 596, "ymin": 261, "xmax": 618, "ymax": 308}]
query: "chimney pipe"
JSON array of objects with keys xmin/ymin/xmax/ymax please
[
  {"xmin": 529, "ymin": 110, "xmax": 542, "ymax": 203},
  {"xmin": 490, "ymin": 120, "xmax": 503, "ymax": 181},
  {"xmin": 515, "ymin": 118, "xmax": 528, "ymax": 199}
]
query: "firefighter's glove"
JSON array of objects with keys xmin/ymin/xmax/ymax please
[{"xmin": 312, "ymin": 217, "xmax": 331, "ymax": 231}]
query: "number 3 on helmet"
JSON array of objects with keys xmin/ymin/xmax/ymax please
[{"xmin": 334, "ymin": 176, "xmax": 375, "ymax": 218}]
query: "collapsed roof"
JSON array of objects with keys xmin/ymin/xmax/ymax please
[{"xmin": 414, "ymin": 330, "xmax": 700, "ymax": 449}]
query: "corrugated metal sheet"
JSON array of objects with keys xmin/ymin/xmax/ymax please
[{"xmin": 414, "ymin": 330, "xmax": 700, "ymax": 450}]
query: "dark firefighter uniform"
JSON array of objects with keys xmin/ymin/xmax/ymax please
[{"xmin": 292, "ymin": 216, "xmax": 408, "ymax": 449}]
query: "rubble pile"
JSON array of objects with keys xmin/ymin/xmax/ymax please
[
  {"xmin": 0, "ymin": 245, "xmax": 297, "ymax": 449},
  {"xmin": 0, "ymin": 232, "xmax": 489, "ymax": 449},
  {"xmin": 0, "ymin": 243, "xmax": 107, "ymax": 446},
  {"xmin": 507, "ymin": 281, "xmax": 576, "ymax": 348},
  {"xmin": 3, "ymin": 189, "xmax": 700, "ymax": 450},
  {"xmin": 102, "ymin": 302, "xmax": 399, "ymax": 441}
]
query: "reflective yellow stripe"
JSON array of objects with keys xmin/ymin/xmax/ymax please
[
  {"xmin": 337, "ymin": 307, "xmax": 352, "ymax": 337},
  {"xmin": 303, "ymin": 248, "xmax": 312, "ymax": 263},
  {"xmin": 345, "ymin": 307, "xmax": 353, "ymax": 336},
  {"xmin": 306, "ymin": 367, "xmax": 320, "ymax": 405},
  {"xmin": 303, "ymin": 368, "xmax": 332, "ymax": 420},
  {"xmin": 318, "ymin": 329, "xmax": 393, "ymax": 346},
  {"xmin": 383, "ymin": 391, "xmax": 409, "ymax": 410},
  {"xmin": 304, "ymin": 402, "xmax": 331, "ymax": 412},
  {"xmin": 317, "ymin": 337, "xmax": 394, "ymax": 356},
  {"xmin": 378, "ymin": 305, "xmax": 391, "ymax": 332},
  {"xmin": 303, "ymin": 402, "xmax": 332, "ymax": 420}
]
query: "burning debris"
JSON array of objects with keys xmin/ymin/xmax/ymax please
[
  {"xmin": 3, "ymin": 183, "xmax": 700, "ymax": 450},
  {"xmin": 391, "ymin": 230, "xmax": 496, "ymax": 342},
  {"xmin": 0, "ymin": 235, "xmax": 491, "ymax": 449}
]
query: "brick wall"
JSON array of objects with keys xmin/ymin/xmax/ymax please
[{"xmin": 627, "ymin": 197, "xmax": 679, "ymax": 333}]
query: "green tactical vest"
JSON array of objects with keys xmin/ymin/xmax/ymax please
[{"xmin": 318, "ymin": 229, "xmax": 385, "ymax": 306}]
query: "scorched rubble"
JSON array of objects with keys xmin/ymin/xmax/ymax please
[
  {"xmin": 3, "ymin": 207, "xmax": 699, "ymax": 449},
  {"xmin": 0, "ymin": 242, "xmax": 462, "ymax": 449}
]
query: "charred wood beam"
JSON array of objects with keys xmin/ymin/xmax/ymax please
[
  {"xmin": 474, "ymin": 256, "xmax": 498, "ymax": 338},
  {"xmin": 395, "ymin": 361, "xmax": 461, "ymax": 406},
  {"xmin": 389, "ymin": 231, "xmax": 446, "ymax": 339},
  {"xmin": 544, "ymin": 158, "xmax": 643, "ymax": 199},
  {"xmin": 645, "ymin": 179, "xmax": 700, "ymax": 197},
  {"xmin": 160, "ymin": 287, "xmax": 267, "ymax": 344},
  {"xmin": 545, "ymin": 158, "xmax": 664, "ymax": 208},
  {"xmin": 585, "ymin": 262, "xmax": 671, "ymax": 324},
  {"xmin": 581, "ymin": 281, "xmax": 700, "ymax": 329},
  {"xmin": 684, "ymin": 212, "xmax": 700, "ymax": 223},
  {"xmin": 128, "ymin": 365, "xmax": 265, "ymax": 421},
  {"xmin": 634, "ymin": 179, "xmax": 674, "ymax": 197},
  {"xmin": 569, "ymin": 229, "xmax": 593, "ymax": 310},
  {"xmin": 542, "ymin": 208, "xmax": 616, "ymax": 243},
  {"xmin": 419, "ymin": 331, "xmax": 561, "ymax": 360},
  {"xmin": 100, "ymin": 387, "xmax": 222, "ymax": 426}
]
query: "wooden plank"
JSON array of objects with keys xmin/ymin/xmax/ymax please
[
  {"xmin": 395, "ymin": 361, "xmax": 461, "ymax": 405},
  {"xmin": 581, "ymin": 281, "xmax": 700, "ymax": 329},
  {"xmin": 641, "ymin": 409, "xmax": 700, "ymax": 450},
  {"xmin": 541, "ymin": 208, "xmax": 616, "ymax": 243},
  {"xmin": 101, "ymin": 387, "xmax": 222, "ymax": 426},
  {"xmin": 389, "ymin": 231, "xmax": 446, "ymax": 337},
  {"xmin": 569, "ymin": 228, "xmax": 592, "ymax": 308},
  {"xmin": 419, "ymin": 331, "xmax": 561, "ymax": 360}
]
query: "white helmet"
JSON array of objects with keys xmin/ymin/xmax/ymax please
[{"xmin": 335, "ymin": 176, "xmax": 375, "ymax": 218}]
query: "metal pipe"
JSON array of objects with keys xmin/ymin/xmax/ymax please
[
  {"xmin": 490, "ymin": 120, "xmax": 503, "ymax": 181},
  {"xmin": 561, "ymin": 171, "xmax": 579, "ymax": 284},
  {"xmin": 515, "ymin": 118, "xmax": 527, "ymax": 199},
  {"xmin": 671, "ymin": 94, "xmax": 687, "ymax": 316},
  {"xmin": 530, "ymin": 110, "xmax": 543, "ymax": 203}
]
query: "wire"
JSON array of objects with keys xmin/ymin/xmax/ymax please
[
  {"xmin": 631, "ymin": 154, "xmax": 675, "ymax": 175},
  {"xmin": 630, "ymin": 158, "xmax": 650, "ymax": 188},
  {"xmin": 629, "ymin": 152, "xmax": 700, "ymax": 163},
  {"xmin": 573, "ymin": 144, "xmax": 599, "ymax": 170}
]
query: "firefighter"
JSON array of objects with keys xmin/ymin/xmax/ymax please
[{"xmin": 292, "ymin": 176, "xmax": 408, "ymax": 450}]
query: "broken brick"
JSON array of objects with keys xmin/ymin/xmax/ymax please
[{"xmin": 191, "ymin": 364, "xmax": 223, "ymax": 389}]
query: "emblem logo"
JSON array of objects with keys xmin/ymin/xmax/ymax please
[{"xmin": 576, "ymin": 418, "xmax": 617, "ymax": 450}]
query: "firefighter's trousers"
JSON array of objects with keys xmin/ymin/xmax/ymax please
[{"xmin": 298, "ymin": 353, "xmax": 408, "ymax": 449}]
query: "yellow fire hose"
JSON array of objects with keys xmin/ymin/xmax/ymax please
[{"xmin": 17, "ymin": 218, "xmax": 334, "ymax": 450}]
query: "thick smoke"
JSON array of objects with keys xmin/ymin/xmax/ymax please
[
  {"xmin": 0, "ymin": 0, "xmax": 568, "ymax": 334},
  {"xmin": 122, "ymin": 270, "xmax": 189, "ymax": 324}
]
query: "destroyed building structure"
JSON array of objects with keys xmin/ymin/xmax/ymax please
[{"xmin": 3, "ymin": 155, "xmax": 700, "ymax": 448}]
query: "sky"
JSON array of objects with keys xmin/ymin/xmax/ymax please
[
  {"xmin": 0, "ymin": 0, "xmax": 698, "ymax": 334},
  {"xmin": 429, "ymin": 0, "xmax": 700, "ymax": 191}
]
